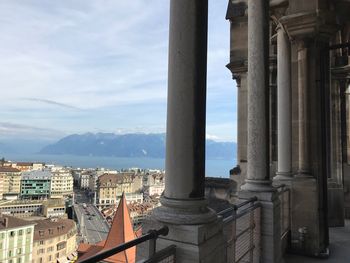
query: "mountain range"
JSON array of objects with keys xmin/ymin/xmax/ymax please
[{"xmin": 39, "ymin": 133, "xmax": 236, "ymax": 160}]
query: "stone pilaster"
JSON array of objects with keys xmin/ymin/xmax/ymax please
[
  {"xmin": 275, "ymin": 24, "xmax": 292, "ymax": 180},
  {"xmin": 296, "ymin": 40, "xmax": 312, "ymax": 177}
]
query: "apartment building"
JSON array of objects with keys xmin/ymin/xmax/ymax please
[
  {"xmin": 32, "ymin": 218, "xmax": 77, "ymax": 263},
  {"xmin": 0, "ymin": 215, "xmax": 35, "ymax": 263},
  {"xmin": 96, "ymin": 173, "xmax": 143, "ymax": 209},
  {"xmin": 50, "ymin": 170, "xmax": 73, "ymax": 198},
  {"xmin": 0, "ymin": 167, "xmax": 22, "ymax": 200},
  {"xmin": 21, "ymin": 171, "xmax": 51, "ymax": 200}
]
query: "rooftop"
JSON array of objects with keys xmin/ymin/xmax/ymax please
[
  {"xmin": 98, "ymin": 173, "xmax": 138, "ymax": 186},
  {"xmin": 0, "ymin": 215, "xmax": 36, "ymax": 230},
  {"xmin": 21, "ymin": 170, "xmax": 52, "ymax": 180},
  {"xmin": 32, "ymin": 218, "xmax": 76, "ymax": 241},
  {"xmin": 0, "ymin": 167, "xmax": 21, "ymax": 173}
]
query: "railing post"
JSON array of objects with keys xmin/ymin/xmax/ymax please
[
  {"xmin": 148, "ymin": 238, "xmax": 156, "ymax": 258},
  {"xmin": 233, "ymin": 208, "xmax": 237, "ymax": 263},
  {"xmin": 249, "ymin": 209, "xmax": 254, "ymax": 262}
]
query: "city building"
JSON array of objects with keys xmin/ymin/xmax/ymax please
[
  {"xmin": 0, "ymin": 200, "xmax": 42, "ymax": 218},
  {"xmin": 0, "ymin": 199, "xmax": 66, "ymax": 219},
  {"xmin": 21, "ymin": 171, "xmax": 51, "ymax": 200},
  {"xmin": 42, "ymin": 199, "xmax": 66, "ymax": 218},
  {"xmin": 32, "ymin": 218, "xmax": 77, "ymax": 263},
  {"xmin": 0, "ymin": 167, "xmax": 22, "ymax": 200},
  {"xmin": 12, "ymin": 162, "xmax": 44, "ymax": 172},
  {"xmin": 50, "ymin": 170, "xmax": 74, "ymax": 198},
  {"xmin": 78, "ymin": 194, "xmax": 138, "ymax": 262},
  {"xmin": 71, "ymin": 169, "xmax": 82, "ymax": 187},
  {"xmin": 143, "ymin": 173, "xmax": 165, "ymax": 197},
  {"xmin": 0, "ymin": 215, "xmax": 35, "ymax": 263},
  {"xmin": 88, "ymin": 173, "xmax": 98, "ymax": 192},
  {"xmin": 0, "ymin": 174, "xmax": 4, "ymax": 200},
  {"xmin": 96, "ymin": 173, "xmax": 143, "ymax": 209},
  {"xmin": 79, "ymin": 172, "xmax": 90, "ymax": 190}
]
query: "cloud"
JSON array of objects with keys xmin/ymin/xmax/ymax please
[
  {"xmin": 206, "ymin": 134, "xmax": 220, "ymax": 141},
  {"xmin": 21, "ymin": 98, "xmax": 81, "ymax": 110},
  {"xmin": 0, "ymin": 122, "xmax": 65, "ymax": 140}
]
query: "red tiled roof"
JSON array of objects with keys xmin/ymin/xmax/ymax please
[
  {"xmin": 77, "ymin": 243, "xmax": 92, "ymax": 253},
  {"xmin": 78, "ymin": 193, "xmax": 136, "ymax": 263}
]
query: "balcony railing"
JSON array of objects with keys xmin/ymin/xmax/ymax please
[
  {"xmin": 219, "ymin": 197, "xmax": 261, "ymax": 263},
  {"xmin": 77, "ymin": 226, "xmax": 175, "ymax": 263},
  {"xmin": 277, "ymin": 184, "xmax": 291, "ymax": 252}
]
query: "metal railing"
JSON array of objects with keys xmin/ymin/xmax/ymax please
[
  {"xmin": 77, "ymin": 226, "xmax": 175, "ymax": 263},
  {"xmin": 277, "ymin": 184, "xmax": 291, "ymax": 239},
  {"xmin": 276, "ymin": 184, "xmax": 291, "ymax": 253},
  {"xmin": 219, "ymin": 197, "xmax": 261, "ymax": 263}
]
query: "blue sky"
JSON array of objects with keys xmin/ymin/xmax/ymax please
[{"xmin": 0, "ymin": 0, "xmax": 237, "ymax": 142}]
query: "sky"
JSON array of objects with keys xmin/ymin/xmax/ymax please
[{"xmin": 0, "ymin": 0, "xmax": 237, "ymax": 143}]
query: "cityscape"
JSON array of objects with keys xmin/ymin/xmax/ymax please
[{"xmin": 0, "ymin": 159, "xmax": 166, "ymax": 263}]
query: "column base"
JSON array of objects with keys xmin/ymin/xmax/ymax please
[
  {"xmin": 241, "ymin": 179, "xmax": 275, "ymax": 192},
  {"xmin": 153, "ymin": 196, "xmax": 217, "ymax": 225},
  {"xmin": 137, "ymin": 217, "xmax": 225, "ymax": 263},
  {"xmin": 295, "ymin": 170, "xmax": 313, "ymax": 178},
  {"xmin": 274, "ymin": 171, "xmax": 293, "ymax": 181},
  {"xmin": 290, "ymin": 176, "xmax": 328, "ymax": 256}
]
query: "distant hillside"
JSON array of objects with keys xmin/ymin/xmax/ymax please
[{"xmin": 39, "ymin": 133, "xmax": 236, "ymax": 160}]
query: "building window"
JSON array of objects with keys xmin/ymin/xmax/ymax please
[
  {"xmin": 39, "ymin": 230, "xmax": 44, "ymax": 236},
  {"xmin": 8, "ymin": 250, "xmax": 12, "ymax": 257},
  {"xmin": 39, "ymin": 240, "xmax": 44, "ymax": 245},
  {"xmin": 10, "ymin": 231, "xmax": 15, "ymax": 237},
  {"xmin": 27, "ymin": 228, "xmax": 31, "ymax": 234},
  {"xmin": 17, "ymin": 248, "xmax": 21, "ymax": 254},
  {"xmin": 17, "ymin": 258, "xmax": 21, "ymax": 263},
  {"xmin": 18, "ymin": 230, "xmax": 23, "ymax": 236}
]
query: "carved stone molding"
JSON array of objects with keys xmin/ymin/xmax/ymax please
[
  {"xmin": 226, "ymin": 60, "xmax": 248, "ymax": 80},
  {"xmin": 280, "ymin": 10, "xmax": 338, "ymax": 42}
]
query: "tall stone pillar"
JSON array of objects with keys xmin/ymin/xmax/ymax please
[
  {"xmin": 138, "ymin": 1, "xmax": 225, "ymax": 262},
  {"xmin": 155, "ymin": 0, "xmax": 216, "ymax": 225},
  {"xmin": 275, "ymin": 25, "xmax": 292, "ymax": 180},
  {"xmin": 241, "ymin": 0, "xmax": 272, "ymax": 192},
  {"xmin": 297, "ymin": 40, "xmax": 312, "ymax": 176},
  {"xmin": 239, "ymin": 1, "xmax": 281, "ymax": 262}
]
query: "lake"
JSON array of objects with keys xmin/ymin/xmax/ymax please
[{"xmin": 2, "ymin": 153, "xmax": 235, "ymax": 178}]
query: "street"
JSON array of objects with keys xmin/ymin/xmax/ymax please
[{"xmin": 74, "ymin": 189, "xmax": 110, "ymax": 244}]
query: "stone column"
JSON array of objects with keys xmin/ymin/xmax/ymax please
[
  {"xmin": 239, "ymin": 1, "xmax": 281, "ymax": 262},
  {"xmin": 153, "ymin": 0, "xmax": 216, "ymax": 225},
  {"xmin": 139, "ymin": 1, "xmax": 225, "ymax": 262},
  {"xmin": 275, "ymin": 25, "xmax": 292, "ymax": 180},
  {"xmin": 297, "ymin": 40, "xmax": 312, "ymax": 176},
  {"xmin": 241, "ymin": 0, "xmax": 273, "ymax": 192}
]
